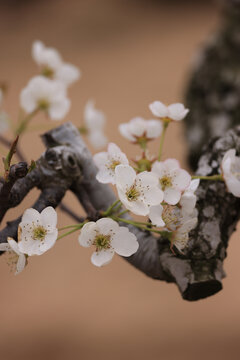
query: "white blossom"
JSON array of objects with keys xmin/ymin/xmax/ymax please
[
  {"xmin": 18, "ymin": 207, "xmax": 58, "ymax": 256},
  {"xmin": 119, "ymin": 117, "xmax": 162, "ymax": 143},
  {"xmin": 84, "ymin": 100, "xmax": 108, "ymax": 149},
  {"xmin": 151, "ymin": 159, "xmax": 191, "ymax": 205},
  {"xmin": 115, "ymin": 165, "xmax": 164, "ymax": 216},
  {"xmin": 171, "ymin": 217, "xmax": 198, "ymax": 252},
  {"xmin": 78, "ymin": 218, "xmax": 139, "ymax": 267},
  {"xmin": 0, "ymin": 238, "xmax": 27, "ymax": 274},
  {"xmin": 149, "ymin": 101, "xmax": 189, "ymax": 121},
  {"xmin": 93, "ymin": 143, "xmax": 129, "ymax": 184},
  {"xmin": 221, "ymin": 149, "xmax": 240, "ymax": 197},
  {"xmin": 20, "ymin": 76, "xmax": 71, "ymax": 120},
  {"xmin": 180, "ymin": 179, "xmax": 200, "ymax": 215},
  {"xmin": 149, "ymin": 205, "xmax": 165, "ymax": 227},
  {"xmin": 32, "ymin": 41, "xmax": 80, "ymax": 87}
]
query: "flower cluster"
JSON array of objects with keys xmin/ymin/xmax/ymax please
[
  {"xmin": 20, "ymin": 40, "xmax": 81, "ymax": 121},
  {"xmin": 0, "ymin": 207, "xmax": 58, "ymax": 274},
  {"xmin": 1, "ymin": 41, "xmax": 240, "ymax": 275}
]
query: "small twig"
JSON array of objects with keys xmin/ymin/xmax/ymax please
[{"xmin": 0, "ymin": 134, "xmax": 25, "ymax": 162}]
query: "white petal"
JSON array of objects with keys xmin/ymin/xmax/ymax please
[
  {"xmin": 149, "ymin": 205, "xmax": 165, "ymax": 227},
  {"xmin": 21, "ymin": 208, "xmax": 41, "ymax": 225},
  {"xmin": 78, "ymin": 222, "xmax": 97, "ymax": 247},
  {"xmin": 164, "ymin": 188, "xmax": 181, "ymax": 205},
  {"xmin": 41, "ymin": 206, "xmax": 57, "ymax": 229},
  {"xmin": 188, "ymin": 179, "xmax": 200, "ymax": 192},
  {"xmin": 91, "ymin": 249, "xmax": 114, "ymax": 267},
  {"xmin": 88, "ymin": 131, "xmax": 108, "ymax": 149},
  {"xmin": 146, "ymin": 120, "xmax": 163, "ymax": 139},
  {"xmin": 16, "ymin": 254, "xmax": 26, "ymax": 274},
  {"xmin": 149, "ymin": 101, "xmax": 168, "ymax": 118},
  {"xmin": 49, "ymin": 98, "xmax": 71, "ymax": 120},
  {"xmin": 38, "ymin": 230, "xmax": 58, "ymax": 253},
  {"xmin": 96, "ymin": 169, "xmax": 115, "ymax": 184},
  {"xmin": 115, "ymin": 165, "xmax": 136, "ymax": 189},
  {"xmin": 93, "ymin": 151, "xmax": 108, "ymax": 169},
  {"xmin": 128, "ymin": 117, "xmax": 146, "ymax": 137},
  {"xmin": 151, "ymin": 161, "xmax": 167, "ymax": 178},
  {"xmin": 84, "ymin": 100, "xmax": 106, "ymax": 130},
  {"xmin": 164, "ymin": 158, "xmax": 180, "ymax": 171},
  {"xmin": 96, "ymin": 218, "xmax": 119, "ymax": 235},
  {"xmin": 168, "ymin": 103, "xmax": 189, "ymax": 121},
  {"xmin": 225, "ymin": 177, "xmax": 240, "ymax": 197},
  {"xmin": 8, "ymin": 239, "xmax": 21, "ymax": 255},
  {"xmin": 0, "ymin": 243, "xmax": 11, "ymax": 251},
  {"xmin": 119, "ymin": 123, "xmax": 135, "ymax": 142},
  {"xmin": 123, "ymin": 199, "xmax": 149, "ymax": 216},
  {"xmin": 143, "ymin": 187, "xmax": 164, "ymax": 206},
  {"xmin": 171, "ymin": 169, "xmax": 191, "ymax": 190},
  {"xmin": 55, "ymin": 63, "xmax": 81, "ymax": 86},
  {"xmin": 111, "ymin": 227, "xmax": 139, "ymax": 256}
]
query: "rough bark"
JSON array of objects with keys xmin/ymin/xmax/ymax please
[
  {"xmin": 0, "ymin": 122, "xmax": 238, "ymax": 301},
  {"xmin": 184, "ymin": 0, "xmax": 240, "ymax": 169}
]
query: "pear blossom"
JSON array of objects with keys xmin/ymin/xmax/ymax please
[
  {"xmin": 32, "ymin": 41, "xmax": 80, "ymax": 87},
  {"xmin": 171, "ymin": 217, "xmax": 198, "ymax": 252},
  {"xmin": 179, "ymin": 179, "xmax": 200, "ymax": 215},
  {"xmin": 151, "ymin": 159, "xmax": 191, "ymax": 205},
  {"xmin": 119, "ymin": 117, "xmax": 163, "ymax": 144},
  {"xmin": 149, "ymin": 205, "xmax": 165, "ymax": 227},
  {"xmin": 115, "ymin": 165, "xmax": 164, "ymax": 216},
  {"xmin": 93, "ymin": 143, "xmax": 129, "ymax": 184},
  {"xmin": 78, "ymin": 218, "xmax": 139, "ymax": 267},
  {"xmin": 0, "ymin": 238, "xmax": 27, "ymax": 274},
  {"xmin": 20, "ymin": 76, "xmax": 70, "ymax": 120},
  {"xmin": 18, "ymin": 207, "xmax": 58, "ymax": 256},
  {"xmin": 149, "ymin": 101, "xmax": 189, "ymax": 121},
  {"xmin": 83, "ymin": 100, "xmax": 108, "ymax": 149},
  {"xmin": 221, "ymin": 149, "xmax": 240, "ymax": 197}
]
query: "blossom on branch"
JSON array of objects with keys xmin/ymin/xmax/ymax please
[
  {"xmin": 151, "ymin": 159, "xmax": 191, "ymax": 205},
  {"xmin": 20, "ymin": 76, "xmax": 71, "ymax": 120},
  {"xmin": 221, "ymin": 149, "xmax": 240, "ymax": 197},
  {"xmin": 83, "ymin": 100, "xmax": 108, "ymax": 149},
  {"xmin": 0, "ymin": 238, "xmax": 27, "ymax": 274},
  {"xmin": 149, "ymin": 101, "xmax": 189, "ymax": 121},
  {"xmin": 171, "ymin": 217, "xmax": 198, "ymax": 252},
  {"xmin": 78, "ymin": 218, "xmax": 139, "ymax": 267},
  {"xmin": 93, "ymin": 143, "xmax": 129, "ymax": 184},
  {"xmin": 32, "ymin": 41, "xmax": 80, "ymax": 87},
  {"xmin": 115, "ymin": 165, "xmax": 164, "ymax": 216},
  {"xmin": 119, "ymin": 117, "xmax": 163, "ymax": 146},
  {"xmin": 180, "ymin": 179, "xmax": 200, "ymax": 215},
  {"xmin": 18, "ymin": 207, "xmax": 58, "ymax": 256}
]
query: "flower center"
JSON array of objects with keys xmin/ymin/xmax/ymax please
[
  {"xmin": 162, "ymin": 205, "xmax": 181, "ymax": 230},
  {"xmin": 126, "ymin": 185, "xmax": 140, "ymax": 201},
  {"xmin": 32, "ymin": 226, "xmax": 47, "ymax": 241},
  {"xmin": 38, "ymin": 98, "xmax": 50, "ymax": 110},
  {"xmin": 94, "ymin": 234, "xmax": 111, "ymax": 251},
  {"xmin": 108, "ymin": 160, "xmax": 121, "ymax": 171},
  {"xmin": 42, "ymin": 66, "xmax": 55, "ymax": 78},
  {"xmin": 159, "ymin": 176, "xmax": 172, "ymax": 190}
]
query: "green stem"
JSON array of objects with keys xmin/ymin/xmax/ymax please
[
  {"xmin": 116, "ymin": 209, "xmax": 129, "ymax": 217},
  {"xmin": 15, "ymin": 108, "xmax": 40, "ymax": 136},
  {"xmin": 158, "ymin": 121, "xmax": 169, "ymax": 161},
  {"xmin": 192, "ymin": 174, "xmax": 223, "ymax": 181},
  {"xmin": 58, "ymin": 224, "xmax": 83, "ymax": 231},
  {"xmin": 57, "ymin": 221, "xmax": 87, "ymax": 241},
  {"xmin": 102, "ymin": 200, "xmax": 121, "ymax": 216},
  {"xmin": 111, "ymin": 216, "xmax": 165, "ymax": 235}
]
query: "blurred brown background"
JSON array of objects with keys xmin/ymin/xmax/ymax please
[{"xmin": 1, "ymin": 1, "xmax": 240, "ymax": 359}]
